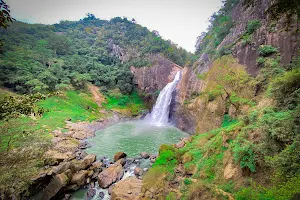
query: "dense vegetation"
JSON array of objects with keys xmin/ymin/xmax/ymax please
[
  {"xmin": 143, "ymin": 55, "xmax": 300, "ymax": 199},
  {"xmin": 0, "ymin": 15, "xmax": 193, "ymax": 94},
  {"xmin": 142, "ymin": 0, "xmax": 300, "ymax": 199}
]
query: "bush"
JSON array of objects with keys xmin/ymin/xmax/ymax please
[
  {"xmin": 241, "ymin": 34, "xmax": 252, "ymax": 46},
  {"xmin": 256, "ymin": 57, "xmax": 265, "ymax": 65},
  {"xmin": 184, "ymin": 178, "xmax": 193, "ymax": 185},
  {"xmin": 236, "ymin": 175, "xmax": 300, "ymax": 200},
  {"xmin": 258, "ymin": 45, "xmax": 278, "ymax": 57},
  {"xmin": 270, "ymin": 67, "xmax": 300, "ymax": 109},
  {"xmin": 0, "ymin": 93, "xmax": 46, "ymax": 120},
  {"xmin": 232, "ymin": 138, "xmax": 256, "ymax": 172},
  {"xmin": 246, "ymin": 20, "xmax": 261, "ymax": 34}
]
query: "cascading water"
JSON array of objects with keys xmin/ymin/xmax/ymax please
[{"xmin": 148, "ymin": 71, "xmax": 181, "ymax": 126}]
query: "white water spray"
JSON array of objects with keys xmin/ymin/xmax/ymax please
[{"xmin": 148, "ymin": 71, "xmax": 181, "ymax": 126}]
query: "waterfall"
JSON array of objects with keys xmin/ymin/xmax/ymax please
[{"xmin": 148, "ymin": 71, "xmax": 181, "ymax": 126}]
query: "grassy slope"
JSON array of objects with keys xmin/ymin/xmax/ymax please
[
  {"xmin": 102, "ymin": 90, "xmax": 147, "ymax": 116},
  {"xmin": 0, "ymin": 90, "xmax": 104, "ymax": 151},
  {"xmin": 143, "ymin": 113, "xmax": 300, "ymax": 200}
]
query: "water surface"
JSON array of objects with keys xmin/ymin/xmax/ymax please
[{"xmin": 85, "ymin": 120, "xmax": 188, "ymax": 159}]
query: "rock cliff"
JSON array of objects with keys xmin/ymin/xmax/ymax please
[{"xmin": 132, "ymin": 0, "xmax": 299, "ymax": 133}]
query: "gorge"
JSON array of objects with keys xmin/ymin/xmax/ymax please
[{"xmin": 0, "ymin": 0, "xmax": 300, "ymax": 199}]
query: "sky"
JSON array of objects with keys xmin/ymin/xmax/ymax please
[{"xmin": 6, "ymin": 0, "xmax": 223, "ymax": 52}]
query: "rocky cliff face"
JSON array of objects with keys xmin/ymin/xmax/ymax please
[
  {"xmin": 131, "ymin": 55, "xmax": 182, "ymax": 109},
  {"xmin": 132, "ymin": 0, "xmax": 299, "ymax": 133}
]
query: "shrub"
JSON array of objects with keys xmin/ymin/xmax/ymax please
[
  {"xmin": 258, "ymin": 45, "xmax": 278, "ymax": 57},
  {"xmin": 246, "ymin": 20, "xmax": 261, "ymax": 34},
  {"xmin": 256, "ymin": 57, "xmax": 265, "ymax": 65},
  {"xmin": 232, "ymin": 138, "xmax": 256, "ymax": 172},
  {"xmin": 184, "ymin": 178, "xmax": 193, "ymax": 185},
  {"xmin": 241, "ymin": 34, "xmax": 252, "ymax": 46},
  {"xmin": 0, "ymin": 93, "xmax": 46, "ymax": 120},
  {"xmin": 269, "ymin": 67, "xmax": 300, "ymax": 109}
]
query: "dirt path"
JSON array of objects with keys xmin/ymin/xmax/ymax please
[{"xmin": 87, "ymin": 84, "xmax": 106, "ymax": 107}]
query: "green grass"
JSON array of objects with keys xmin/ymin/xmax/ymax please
[
  {"xmin": 37, "ymin": 91, "xmax": 102, "ymax": 131},
  {"xmin": 0, "ymin": 90, "xmax": 103, "ymax": 151},
  {"xmin": 102, "ymin": 90, "xmax": 147, "ymax": 116}
]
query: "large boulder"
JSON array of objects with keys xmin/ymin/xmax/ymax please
[
  {"xmin": 113, "ymin": 152, "xmax": 127, "ymax": 162},
  {"xmin": 70, "ymin": 170, "xmax": 88, "ymax": 186},
  {"xmin": 140, "ymin": 152, "xmax": 149, "ymax": 159},
  {"xmin": 71, "ymin": 154, "xmax": 96, "ymax": 172},
  {"xmin": 98, "ymin": 163, "xmax": 124, "ymax": 188},
  {"xmin": 111, "ymin": 176, "xmax": 142, "ymax": 200},
  {"xmin": 41, "ymin": 173, "xmax": 69, "ymax": 200}
]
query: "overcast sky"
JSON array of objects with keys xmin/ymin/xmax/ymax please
[{"xmin": 7, "ymin": 0, "xmax": 223, "ymax": 52}]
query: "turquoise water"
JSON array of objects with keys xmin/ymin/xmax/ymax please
[
  {"xmin": 85, "ymin": 120, "xmax": 188, "ymax": 159},
  {"xmin": 70, "ymin": 120, "xmax": 187, "ymax": 199}
]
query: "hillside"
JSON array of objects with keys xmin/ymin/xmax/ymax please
[
  {"xmin": 0, "ymin": 0, "xmax": 300, "ymax": 199},
  {"xmin": 0, "ymin": 15, "xmax": 193, "ymax": 94},
  {"xmin": 137, "ymin": 0, "xmax": 300, "ymax": 199}
]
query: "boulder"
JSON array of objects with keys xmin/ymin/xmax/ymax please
[
  {"xmin": 140, "ymin": 152, "xmax": 149, "ymax": 159},
  {"xmin": 108, "ymin": 185, "xmax": 114, "ymax": 195},
  {"xmin": 86, "ymin": 188, "xmax": 96, "ymax": 200},
  {"xmin": 115, "ymin": 158, "xmax": 126, "ymax": 166},
  {"xmin": 44, "ymin": 150, "xmax": 70, "ymax": 165},
  {"xmin": 111, "ymin": 176, "xmax": 142, "ymax": 200},
  {"xmin": 83, "ymin": 154, "xmax": 96, "ymax": 165},
  {"xmin": 113, "ymin": 152, "xmax": 127, "ymax": 162},
  {"xmin": 70, "ymin": 170, "xmax": 88, "ymax": 186},
  {"xmin": 53, "ymin": 162, "xmax": 71, "ymax": 174},
  {"xmin": 71, "ymin": 154, "xmax": 96, "ymax": 172},
  {"xmin": 134, "ymin": 167, "xmax": 142, "ymax": 176},
  {"xmin": 175, "ymin": 141, "xmax": 185, "ymax": 148},
  {"xmin": 92, "ymin": 161, "xmax": 102, "ymax": 169},
  {"xmin": 149, "ymin": 154, "xmax": 157, "ymax": 163},
  {"xmin": 66, "ymin": 184, "xmax": 80, "ymax": 191},
  {"xmin": 98, "ymin": 163, "xmax": 124, "ymax": 188},
  {"xmin": 98, "ymin": 192, "xmax": 105, "ymax": 199},
  {"xmin": 41, "ymin": 173, "xmax": 69, "ymax": 200}
]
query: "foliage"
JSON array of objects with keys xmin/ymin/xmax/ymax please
[
  {"xmin": 203, "ymin": 56, "xmax": 256, "ymax": 113},
  {"xmin": 102, "ymin": 89, "xmax": 147, "ymax": 116},
  {"xmin": 269, "ymin": 67, "xmax": 300, "ymax": 109},
  {"xmin": 195, "ymin": 0, "xmax": 239, "ymax": 58},
  {"xmin": 246, "ymin": 20, "xmax": 261, "ymax": 34},
  {"xmin": 0, "ymin": 93, "xmax": 45, "ymax": 120},
  {"xmin": 153, "ymin": 144, "xmax": 180, "ymax": 173},
  {"xmin": 232, "ymin": 137, "xmax": 256, "ymax": 172},
  {"xmin": 244, "ymin": 0, "xmax": 300, "ymax": 24},
  {"xmin": 0, "ymin": 0, "xmax": 14, "ymax": 29},
  {"xmin": 258, "ymin": 45, "xmax": 278, "ymax": 57},
  {"xmin": 236, "ymin": 174, "xmax": 300, "ymax": 200},
  {"xmin": 0, "ymin": 17, "xmax": 192, "ymax": 94}
]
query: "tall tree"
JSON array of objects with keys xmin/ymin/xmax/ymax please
[{"xmin": 0, "ymin": 0, "xmax": 13, "ymax": 29}]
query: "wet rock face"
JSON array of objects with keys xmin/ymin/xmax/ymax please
[{"xmin": 131, "ymin": 55, "xmax": 182, "ymax": 109}]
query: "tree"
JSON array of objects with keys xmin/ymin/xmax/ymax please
[
  {"xmin": 244, "ymin": 0, "xmax": 300, "ymax": 24},
  {"xmin": 0, "ymin": 0, "xmax": 14, "ymax": 29},
  {"xmin": 204, "ymin": 56, "xmax": 256, "ymax": 113}
]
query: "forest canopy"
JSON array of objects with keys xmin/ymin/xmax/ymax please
[{"xmin": 0, "ymin": 15, "xmax": 193, "ymax": 94}]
